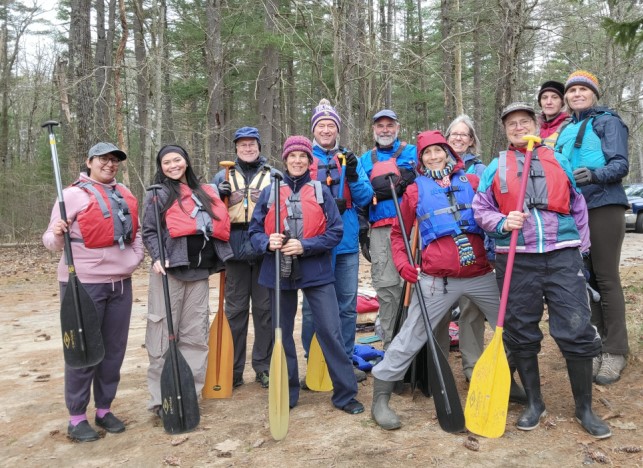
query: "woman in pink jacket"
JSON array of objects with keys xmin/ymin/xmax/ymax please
[{"xmin": 43, "ymin": 142, "xmax": 144, "ymax": 442}]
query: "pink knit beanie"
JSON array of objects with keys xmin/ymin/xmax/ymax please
[{"xmin": 282, "ymin": 135, "xmax": 313, "ymax": 162}]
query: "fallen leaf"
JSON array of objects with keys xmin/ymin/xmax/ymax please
[
  {"xmin": 252, "ymin": 439, "xmax": 264, "ymax": 448},
  {"xmin": 544, "ymin": 418, "xmax": 557, "ymax": 430},
  {"xmin": 610, "ymin": 420, "xmax": 637, "ymax": 430},
  {"xmin": 601, "ymin": 411, "xmax": 621, "ymax": 420},
  {"xmin": 170, "ymin": 436, "xmax": 188, "ymax": 446},
  {"xmin": 614, "ymin": 446, "xmax": 641, "ymax": 453},
  {"xmin": 214, "ymin": 439, "xmax": 241, "ymax": 452},
  {"xmin": 35, "ymin": 374, "xmax": 50, "ymax": 382},
  {"xmin": 163, "ymin": 455, "xmax": 180, "ymax": 466},
  {"xmin": 216, "ymin": 451, "xmax": 232, "ymax": 458},
  {"xmin": 463, "ymin": 435, "xmax": 479, "ymax": 452},
  {"xmin": 587, "ymin": 449, "xmax": 610, "ymax": 464}
]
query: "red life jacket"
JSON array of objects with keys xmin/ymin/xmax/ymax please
[
  {"xmin": 73, "ymin": 180, "xmax": 139, "ymax": 249},
  {"xmin": 493, "ymin": 146, "xmax": 571, "ymax": 216},
  {"xmin": 309, "ymin": 152, "xmax": 352, "ymax": 209},
  {"xmin": 264, "ymin": 181, "xmax": 326, "ymax": 239},
  {"xmin": 165, "ymin": 184, "xmax": 230, "ymax": 241}
]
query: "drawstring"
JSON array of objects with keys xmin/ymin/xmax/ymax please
[{"xmin": 109, "ymin": 278, "xmax": 125, "ymax": 295}]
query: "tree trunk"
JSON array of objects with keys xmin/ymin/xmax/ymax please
[
  {"xmin": 453, "ymin": 0, "xmax": 463, "ymax": 116},
  {"xmin": 441, "ymin": 0, "xmax": 455, "ymax": 127},
  {"xmin": 205, "ymin": 0, "xmax": 224, "ymax": 170},
  {"xmin": 416, "ymin": 0, "xmax": 428, "ymax": 128},
  {"xmin": 257, "ymin": 0, "xmax": 280, "ymax": 160},
  {"xmin": 133, "ymin": 0, "xmax": 151, "ymax": 189},
  {"xmin": 333, "ymin": 0, "xmax": 357, "ymax": 143},
  {"xmin": 149, "ymin": 0, "xmax": 165, "ymax": 183},
  {"xmin": 114, "ymin": 0, "xmax": 129, "ymax": 186}
]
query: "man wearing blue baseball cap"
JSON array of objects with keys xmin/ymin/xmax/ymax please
[{"xmin": 359, "ymin": 110, "xmax": 417, "ymax": 350}]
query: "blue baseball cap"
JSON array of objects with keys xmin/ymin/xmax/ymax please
[{"xmin": 372, "ymin": 109, "xmax": 398, "ymax": 122}]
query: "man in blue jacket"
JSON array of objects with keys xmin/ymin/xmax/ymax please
[
  {"xmin": 301, "ymin": 99, "xmax": 374, "ymax": 384},
  {"xmin": 359, "ymin": 110, "xmax": 417, "ymax": 350}
]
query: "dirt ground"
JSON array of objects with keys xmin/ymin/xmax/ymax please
[{"xmin": 1, "ymin": 235, "xmax": 642, "ymax": 467}]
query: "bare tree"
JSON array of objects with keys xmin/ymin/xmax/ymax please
[
  {"xmin": 204, "ymin": 0, "xmax": 224, "ymax": 170},
  {"xmin": 257, "ymin": 0, "xmax": 280, "ymax": 159}
]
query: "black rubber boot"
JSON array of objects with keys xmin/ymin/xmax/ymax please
[
  {"xmin": 514, "ymin": 356, "xmax": 546, "ymax": 430},
  {"xmin": 509, "ymin": 367, "xmax": 527, "ymax": 405},
  {"xmin": 566, "ymin": 359, "xmax": 612, "ymax": 439},
  {"xmin": 371, "ymin": 378, "xmax": 401, "ymax": 430}
]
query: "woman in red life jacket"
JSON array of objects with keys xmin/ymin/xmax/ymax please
[
  {"xmin": 43, "ymin": 142, "xmax": 144, "ymax": 442},
  {"xmin": 142, "ymin": 145, "xmax": 232, "ymax": 419},
  {"xmin": 248, "ymin": 136, "xmax": 364, "ymax": 415}
]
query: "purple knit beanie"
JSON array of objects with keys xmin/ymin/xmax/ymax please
[
  {"xmin": 310, "ymin": 99, "xmax": 341, "ymax": 132},
  {"xmin": 282, "ymin": 135, "xmax": 313, "ymax": 162}
]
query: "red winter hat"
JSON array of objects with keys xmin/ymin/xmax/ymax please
[
  {"xmin": 282, "ymin": 135, "xmax": 313, "ymax": 162},
  {"xmin": 416, "ymin": 130, "xmax": 458, "ymax": 171}
]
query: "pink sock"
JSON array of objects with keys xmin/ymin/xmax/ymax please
[
  {"xmin": 69, "ymin": 414, "xmax": 87, "ymax": 426},
  {"xmin": 96, "ymin": 408, "xmax": 110, "ymax": 418}
]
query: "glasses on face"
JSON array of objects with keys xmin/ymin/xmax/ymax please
[
  {"xmin": 95, "ymin": 155, "xmax": 121, "ymax": 166},
  {"xmin": 237, "ymin": 142, "xmax": 258, "ymax": 149},
  {"xmin": 449, "ymin": 133, "xmax": 470, "ymax": 140},
  {"xmin": 505, "ymin": 119, "xmax": 533, "ymax": 130}
]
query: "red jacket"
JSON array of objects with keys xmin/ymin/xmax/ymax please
[
  {"xmin": 390, "ymin": 159, "xmax": 492, "ymax": 279},
  {"xmin": 539, "ymin": 112, "xmax": 569, "ymax": 139}
]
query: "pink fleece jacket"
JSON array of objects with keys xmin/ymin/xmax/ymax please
[{"xmin": 42, "ymin": 173, "xmax": 144, "ymax": 283}]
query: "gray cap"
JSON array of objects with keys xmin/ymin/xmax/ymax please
[
  {"xmin": 500, "ymin": 102, "xmax": 536, "ymax": 122},
  {"xmin": 372, "ymin": 109, "xmax": 398, "ymax": 122},
  {"xmin": 88, "ymin": 142, "xmax": 127, "ymax": 161}
]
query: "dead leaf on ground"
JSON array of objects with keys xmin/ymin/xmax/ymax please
[
  {"xmin": 252, "ymin": 439, "xmax": 264, "ymax": 448},
  {"xmin": 587, "ymin": 448, "xmax": 610, "ymax": 464},
  {"xmin": 610, "ymin": 420, "xmax": 637, "ymax": 430},
  {"xmin": 463, "ymin": 435, "xmax": 479, "ymax": 452},
  {"xmin": 170, "ymin": 436, "xmax": 188, "ymax": 446},
  {"xmin": 35, "ymin": 374, "xmax": 50, "ymax": 382},
  {"xmin": 544, "ymin": 418, "xmax": 557, "ymax": 429},
  {"xmin": 215, "ymin": 450, "xmax": 232, "ymax": 458},
  {"xmin": 163, "ymin": 455, "xmax": 180, "ymax": 466},
  {"xmin": 601, "ymin": 411, "xmax": 621, "ymax": 420},
  {"xmin": 614, "ymin": 446, "xmax": 641, "ymax": 453},
  {"xmin": 214, "ymin": 439, "xmax": 241, "ymax": 452}
]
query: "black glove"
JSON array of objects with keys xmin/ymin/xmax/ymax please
[
  {"xmin": 218, "ymin": 180, "xmax": 232, "ymax": 198},
  {"xmin": 343, "ymin": 150, "xmax": 358, "ymax": 182},
  {"xmin": 335, "ymin": 198, "xmax": 347, "ymax": 215},
  {"xmin": 359, "ymin": 227, "xmax": 371, "ymax": 262},
  {"xmin": 573, "ymin": 167, "xmax": 595, "ymax": 187}
]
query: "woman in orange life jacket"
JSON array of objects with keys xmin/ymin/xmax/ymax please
[
  {"xmin": 43, "ymin": 142, "xmax": 144, "ymax": 442},
  {"xmin": 248, "ymin": 136, "xmax": 364, "ymax": 414},
  {"xmin": 142, "ymin": 145, "xmax": 232, "ymax": 418}
]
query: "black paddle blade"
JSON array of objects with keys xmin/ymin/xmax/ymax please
[
  {"xmin": 160, "ymin": 348, "xmax": 200, "ymax": 434},
  {"xmin": 405, "ymin": 343, "xmax": 431, "ymax": 398},
  {"xmin": 426, "ymin": 336, "xmax": 465, "ymax": 433},
  {"xmin": 60, "ymin": 277, "xmax": 104, "ymax": 369}
]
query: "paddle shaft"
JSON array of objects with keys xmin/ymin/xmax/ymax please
[
  {"xmin": 42, "ymin": 120, "xmax": 87, "ymax": 354},
  {"xmin": 496, "ymin": 136, "xmax": 539, "ymax": 328},
  {"xmin": 388, "ymin": 175, "xmax": 452, "ymax": 415},
  {"xmin": 149, "ymin": 185, "xmax": 186, "ymax": 429}
]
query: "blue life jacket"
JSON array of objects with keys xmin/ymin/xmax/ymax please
[
  {"xmin": 556, "ymin": 115, "xmax": 608, "ymax": 170},
  {"xmin": 415, "ymin": 172, "xmax": 481, "ymax": 247}
]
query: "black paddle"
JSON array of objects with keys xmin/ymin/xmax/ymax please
[
  {"xmin": 388, "ymin": 174, "xmax": 465, "ymax": 433},
  {"xmin": 148, "ymin": 184, "xmax": 200, "ymax": 434},
  {"xmin": 42, "ymin": 121, "xmax": 104, "ymax": 369}
]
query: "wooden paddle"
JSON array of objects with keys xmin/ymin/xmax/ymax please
[
  {"xmin": 203, "ymin": 161, "xmax": 235, "ymax": 399},
  {"xmin": 42, "ymin": 121, "xmax": 105, "ymax": 369},
  {"xmin": 306, "ymin": 333, "xmax": 333, "ymax": 391},
  {"xmin": 465, "ymin": 135, "xmax": 541, "ymax": 438},
  {"xmin": 148, "ymin": 185, "xmax": 200, "ymax": 434},
  {"xmin": 388, "ymin": 174, "xmax": 465, "ymax": 433},
  {"xmin": 269, "ymin": 172, "xmax": 289, "ymax": 441}
]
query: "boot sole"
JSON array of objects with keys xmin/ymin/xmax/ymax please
[
  {"xmin": 575, "ymin": 418, "xmax": 612, "ymax": 439},
  {"xmin": 516, "ymin": 410, "xmax": 547, "ymax": 431}
]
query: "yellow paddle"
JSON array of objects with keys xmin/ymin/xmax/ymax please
[
  {"xmin": 203, "ymin": 161, "xmax": 235, "ymax": 399},
  {"xmin": 465, "ymin": 135, "xmax": 542, "ymax": 438},
  {"xmin": 269, "ymin": 173, "xmax": 289, "ymax": 441},
  {"xmin": 306, "ymin": 333, "xmax": 333, "ymax": 391}
]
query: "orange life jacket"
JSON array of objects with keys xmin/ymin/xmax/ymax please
[
  {"xmin": 165, "ymin": 184, "xmax": 230, "ymax": 241},
  {"xmin": 264, "ymin": 181, "xmax": 326, "ymax": 239}
]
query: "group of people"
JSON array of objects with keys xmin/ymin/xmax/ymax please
[{"xmin": 43, "ymin": 69, "xmax": 629, "ymax": 442}]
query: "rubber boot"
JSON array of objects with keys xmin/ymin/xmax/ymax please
[
  {"xmin": 514, "ymin": 356, "xmax": 546, "ymax": 430},
  {"xmin": 509, "ymin": 367, "xmax": 527, "ymax": 405},
  {"xmin": 566, "ymin": 359, "xmax": 612, "ymax": 439},
  {"xmin": 371, "ymin": 378, "xmax": 401, "ymax": 430}
]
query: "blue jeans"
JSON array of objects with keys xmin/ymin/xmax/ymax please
[{"xmin": 301, "ymin": 252, "xmax": 359, "ymax": 359}]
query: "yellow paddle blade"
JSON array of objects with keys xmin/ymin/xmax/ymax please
[
  {"xmin": 269, "ymin": 328, "xmax": 289, "ymax": 440},
  {"xmin": 203, "ymin": 310, "xmax": 234, "ymax": 399},
  {"xmin": 306, "ymin": 334, "xmax": 333, "ymax": 392},
  {"xmin": 465, "ymin": 327, "xmax": 511, "ymax": 438}
]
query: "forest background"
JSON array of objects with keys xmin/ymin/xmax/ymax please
[{"xmin": 0, "ymin": 0, "xmax": 641, "ymax": 242}]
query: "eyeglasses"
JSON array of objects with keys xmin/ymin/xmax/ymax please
[
  {"xmin": 237, "ymin": 142, "xmax": 258, "ymax": 149},
  {"xmin": 449, "ymin": 133, "xmax": 471, "ymax": 140},
  {"xmin": 95, "ymin": 155, "xmax": 121, "ymax": 166},
  {"xmin": 505, "ymin": 119, "xmax": 533, "ymax": 130}
]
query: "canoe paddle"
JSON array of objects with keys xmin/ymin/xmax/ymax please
[
  {"xmin": 148, "ymin": 184, "xmax": 200, "ymax": 434},
  {"xmin": 203, "ymin": 161, "xmax": 235, "ymax": 399},
  {"xmin": 388, "ymin": 174, "xmax": 465, "ymax": 433},
  {"xmin": 465, "ymin": 135, "xmax": 541, "ymax": 438},
  {"xmin": 42, "ymin": 121, "xmax": 104, "ymax": 369},
  {"xmin": 269, "ymin": 172, "xmax": 289, "ymax": 441}
]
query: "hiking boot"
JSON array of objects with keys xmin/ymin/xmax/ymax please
[
  {"xmin": 300, "ymin": 377, "xmax": 309, "ymax": 390},
  {"xmin": 566, "ymin": 359, "xmax": 611, "ymax": 439},
  {"xmin": 341, "ymin": 399, "xmax": 365, "ymax": 415},
  {"xmin": 509, "ymin": 368, "xmax": 527, "ymax": 405},
  {"xmin": 233, "ymin": 374, "xmax": 244, "ymax": 388},
  {"xmin": 514, "ymin": 356, "xmax": 546, "ymax": 431},
  {"xmin": 371, "ymin": 378, "xmax": 401, "ymax": 430},
  {"xmin": 255, "ymin": 370, "xmax": 269, "ymax": 388},
  {"xmin": 95, "ymin": 412, "xmax": 125, "ymax": 433},
  {"xmin": 592, "ymin": 355, "xmax": 602, "ymax": 380},
  {"xmin": 354, "ymin": 367, "xmax": 367, "ymax": 383},
  {"xmin": 595, "ymin": 353, "xmax": 626, "ymax": 385},
  {"xmin": 67, "ymin": 420, "xmax": 100, "ymax": 442}
]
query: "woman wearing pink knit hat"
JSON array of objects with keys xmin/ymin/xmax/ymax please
[
  {"xmin": 556, "ymin": 70, "xmax": 630, "ymax": 386},
  {"xmin": 248, "ymin": 135, "xmax": 364, "ymax": 415}
]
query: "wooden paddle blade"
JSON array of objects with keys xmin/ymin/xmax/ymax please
[
  {"xmin": 269, "ymin": 330, "xmax": 289, "ymax": 440},
  {"xmin": 465, "ymin": 327, "xmax": 510, "ymax": 438},
  {"xmin": 203, "ymin": 310, "xmax": 234, "ymax": 398},
  {"xmin": 306, "ymin": 334, "xmax": 333, "ymax": 392},
  {"xmin": 60, "ymin": 276, "xmax": 104, "ymax": 369},
  {"xmin": 161, "ymin": 348, "xmax": 200, "ymax": 434},
  {"xmin": 426, "ymin": 335, "xmax": 465, "ymax": 433}
]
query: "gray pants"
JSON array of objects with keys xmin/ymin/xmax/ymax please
[
  {"xmin": 370, "ymin": 225, "xmax": 404, "ymax": 350},
  {"xmin": 372, "ymin": 272, "xmax": 499, "ymax": 382},
  {"xmin": 458, "ymin": 296, "xmax": 486, "ymax": 376},
  {"xmin": 146, "ymin": 271, "xmax": 209, "ymax": 408}
]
